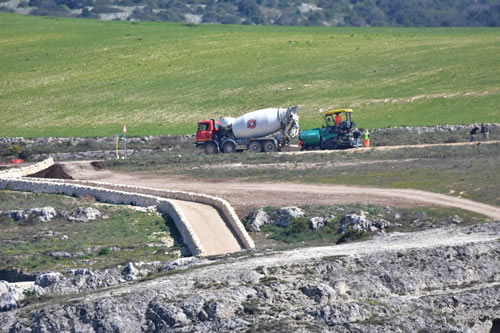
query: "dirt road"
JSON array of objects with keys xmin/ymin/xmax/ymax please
[
  {"xmin": 283, "ymin": 140, "xmax": 500, "ymax": 155},
  {"xmin": 62, "ymin": 162, "xmax": 500, "ymax": 220}
]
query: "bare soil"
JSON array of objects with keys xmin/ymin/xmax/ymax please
[
  {"xmin": 283, "ymin": 139, "xmax": 500, "ymax": 155},
  {"xmin": 27, "ymin": 164, "xmax": 73, "ymax": 179},
  {"xmin": 61, "ymin": 161, "xmax": 500, "ymax": 220}
]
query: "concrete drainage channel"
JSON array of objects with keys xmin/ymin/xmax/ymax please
[{"xmin": 0, "ymin": 158, "xmax": 255, "ymax": 257}]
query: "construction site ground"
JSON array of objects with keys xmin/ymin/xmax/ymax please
[
  {"xmin": 60, "ymin": 140, "xmax": 500, "ymax": 221},
  {"xmin": 8, "ymin": 139, "xmax": 497, "ymax": 257}
]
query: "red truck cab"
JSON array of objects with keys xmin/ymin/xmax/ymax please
[
  {"xmin": 196, "ymin": 119, "xmax": 220, "ymax": 143},
  {"xmin": 195, "ymin": 119, "xmax": 222, "ymax": 154}
]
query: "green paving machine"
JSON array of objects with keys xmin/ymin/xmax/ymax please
[{"xmin": 299, "ymin": 108, "xmax": 355, "ymax": 150}]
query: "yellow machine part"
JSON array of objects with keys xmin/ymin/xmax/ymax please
[{"xmin": 324, "ymin": 108, "xmax": 353, "ymax": 116}]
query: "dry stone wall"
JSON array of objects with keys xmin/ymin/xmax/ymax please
[
  {"xmin": 0, "ymin": 158, "xmax": 54, "ymax": 178},
  {"xmin": 0, "ymin": 158, "xmax": 255, "ymax": 255}
]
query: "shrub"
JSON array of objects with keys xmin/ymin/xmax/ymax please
[
  {"xmin": 444, "ymin": 135, "xmax": 459, "ymax": 143},
  {"xmin": 336, "ymin": 230, "xmax": 366, "ymax": 244},
  {"xmin": 18, "ymin": 150, "xmax": 31, "ymax": 160},
  {"xmin": 98, "ymin": 247, "xmax": 111, "ymax": 255},
  {"xmin": 7, "ymin": 145, "xmax": 22, "ymax": 156},
  {"xmin": 290, "ymin": 217, "xmax": 309, "ymax": 234}
]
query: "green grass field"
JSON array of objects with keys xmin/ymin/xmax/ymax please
[{"xmin": 1, "ymin": 13, "xmax": 499, "ymax": 137}]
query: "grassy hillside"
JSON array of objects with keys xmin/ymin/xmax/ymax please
[{"xmin": 1, "ymin": 13, "xmax": 499, "ymax": 137}]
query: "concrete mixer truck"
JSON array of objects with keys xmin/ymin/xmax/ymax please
[{"xmin": 195, "ymin": 106, "xmax": 300, "ymax": 154}]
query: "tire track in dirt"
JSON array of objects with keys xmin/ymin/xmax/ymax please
[
  {"xmin": 283, "ymin": 140, "xmax": 499, "ymax": 155},
  {"xmin": 64, "ymin": 163, "xmax": 500, "ymax": 221}
]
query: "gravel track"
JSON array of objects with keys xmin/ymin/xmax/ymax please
[{"xmin": 67, "ymin": 168, "xmax": 500, "ymax": 220}]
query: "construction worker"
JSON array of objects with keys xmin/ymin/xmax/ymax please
[
  {"xmin": 470, "ymin": 125, "xmax": 479, "ymax": 142},
  {"xmin": 363, "ymin": 129, "xmax": 371, "ymax": 147},
  {"xmin": 353, "ymin": 128, "xmax": 361, "ymax": 148},
  {"xmin": 335, "ymin": 113, "xmax": 342, "ymax": 127},
  {"xmin": 481, "ymin": 123, "xmax": 489, "ymax": 141}
]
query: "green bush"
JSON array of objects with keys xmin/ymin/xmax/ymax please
[
  {"xmin": 98, "ymin": 247, "xmax": 111, "ymax": 255},
  {"xmin": 18, "ymin": 150, "xmax": 31, "ymax": 160},
  {"xmin": 7, "ymin": 145, "xmax": 22, "ymax": 156},
  {"xmin": 336, "ymin": 230, "xmax": 366, "ymax": 244},
  {"xmin": 290, "ymin": 217, "xmax": 309, "ymax": 234}
]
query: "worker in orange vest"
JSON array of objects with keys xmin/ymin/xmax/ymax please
[
  {"xmin": 363, "ymin": 129, "xmax": 371, "ymax": 147},
  {"xmin": 335, "ymin": 113, "xmax": 342, "ymax": 127}
]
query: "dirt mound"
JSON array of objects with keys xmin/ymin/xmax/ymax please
[
  {"xmin": 27, "ymin": 164, "xmax": 73, "ymax": 180},
  {"xmin": 90, "ymin": 161, "xmax": 105, "ymax": 170}
]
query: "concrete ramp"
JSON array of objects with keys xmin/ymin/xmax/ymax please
[{"xmin": 172, "ymin": 200, "xmax": 242, "ymax": 256}]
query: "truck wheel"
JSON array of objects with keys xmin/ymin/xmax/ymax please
[
  {"xmin": 223, "ymin": 142, "xmax": 236, "ymax": 153},
  {"xmin": 204, "ymin": 142, "xmax": 218, "ymax": 154},
  {"xmin": 263, "ymin": 141, "xmax": 277, "ymax": 152},
  {"xmin": 248, "ymin": 141, "xmax": 262, "ymax": 153}
]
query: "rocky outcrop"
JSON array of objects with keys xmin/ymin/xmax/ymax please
[
  {"xmin": 5, "ymin": 210, "xmax": 29, "ymax": 221},
  {"xmin": 308, "ymin": 216, "xmax": 330, "ymax": 230},
  {"xmin": 35, "ymin": 273, "xmax": 65, "ymax": 288},
  {"xmin": 274, "ymin": 207, "xmax": 305, "ymax": 228},
  {"xmin": 29, "ymin": 207, "xmax": 57, "ymax": 222},
  {"xmin": 67, "ymin": 207, "xmax": 101, "ymax": 223},
  {"xmin": 0, "ymin": 222, "xmax": 498, "ymax": 332},
  {"xmin": 3, "ymin": 257, "xmax": 208, "ymax": 299},
  {"xmin": 247, "ymin": 207, "xmax": 392, "ymax": 234},
  {"xmin": 0, "ymin": 281, "xmax": 42, "ymax": 312},
  {"xmin": 246, "ymin": 207, "xmax": 308, "ymax": 231},
  {"xmin": 1, "ymin": 206, "xmax": 99, "ymax": 223},
  {"xmin": 340, "ymin": 212, "xmax": 391, "ymax": 233},
  {"xmin": 246, "ymin": 209, "xmax": 270, "ymax": 232}
]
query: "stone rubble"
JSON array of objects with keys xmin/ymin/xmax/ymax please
[
  {"xmin": 274, "ymin": 206, "xmax": 305, "ymax": 227},
  {"xmin": 1, "ymin": 207, "xmax": 101, "ymax": 223},
  {"xmin": 247, "ymin": 207, "xmax": 395, "ymax": 234},
  {"xmin": 308, "ymin": 216, "xmax": 330, "ymax": 230},
  {"xmin": 246, "ymin": 209, "xmax": 270, "ymax": 232},
  {"xmin": 67, "ymin": 207, "xmax": 102, "ymax": 223},
  {"xmin": 28, "ymin": 207, "xmax": 57, "ymax": 222},
  {"xmin": 0, "ymin": 281, "xmax": 43, "ymax": 312}
]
